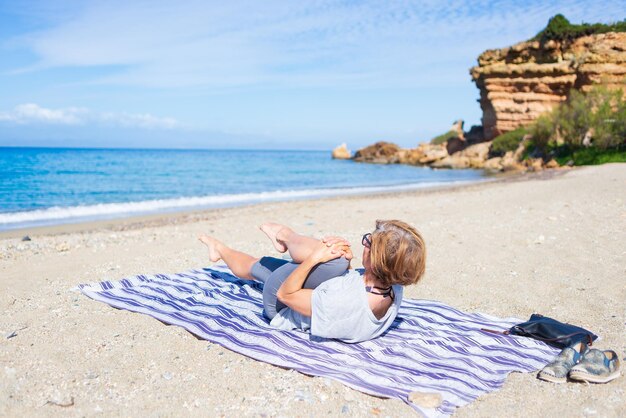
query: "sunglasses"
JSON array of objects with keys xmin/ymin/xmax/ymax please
[{"xmin": 362, "ymin": 233, "xmax": 372, "ymax": 248}]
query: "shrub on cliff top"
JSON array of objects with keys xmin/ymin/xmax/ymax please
[
  {"xmin": 489, "ymin": 127, "xmax": 528, "ymax": 156},
  {"xmin": 533, "ymin": 14, "xmax": 626, "ymax": 44},
  {"xmin": 430, "ymin": 130, "xmax": 457, "ymax": 145}
]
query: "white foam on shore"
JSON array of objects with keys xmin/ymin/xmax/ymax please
[{"xmin": 0, "ymin": 180, "xmax": 486, "ymax": 231}]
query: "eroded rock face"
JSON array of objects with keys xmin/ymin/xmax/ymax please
[
  {"xmin": 470, "ymin": 33, "xmax": 626, "ymax": 140},
  {"xmin": 445, "ymin": 136, "xmax": 467, "ymax": 155},
  {"xmin": 417, "ymin": 144, "xmax": 448, "ymax": 164},
  {"xmin": 464, "ymin": 125, "xmax": 485, "ymax": 145},
  {"xmin": 397, "ymin": 148, "xmax": 425, "ymax": 165},
  {"xmin": 459, "ymin": 142, "xmax": 491, "ymax": 161},
  {"xmin": 353, "ymin": 141, "xmax": 401, "ymax": 164},
  {"xmin": 430, "ymin": 155, "xmax": 470, "ymax": 169}
]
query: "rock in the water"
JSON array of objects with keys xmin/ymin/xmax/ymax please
[
  {"xmin": 353, "ymin": 141, "xmax": 401, "ymax": 164},
  {"xmin": 331, "ymin": 143, "xmax": 351, "ymax": 160},
  {"xmin": 408, "ymin": 391, "xmax": 443, "ymax": 408}
]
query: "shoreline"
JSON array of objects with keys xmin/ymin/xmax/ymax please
[
  {"xmin": 1, "ymin": 147, "xmax": 486, "ymax": 236},
  {"xmin": 0, "ymin": 169, "xmax": 554, "ymax": 240},
  {"xmin": 2, "ymin": 163, "xmax": 623, "ymax": 417}
]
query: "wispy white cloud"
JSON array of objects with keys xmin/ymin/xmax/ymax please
[
  {"xmin": 0, "ymin": 103, "xmax": 86, "ymax": 125},
  {"xmin": 0, "ymin": 103, "xmax": 179, "ymax": 129},
  {"xmin": 7, "ymin": 0, "xmax": 623, "ymax": 89}
]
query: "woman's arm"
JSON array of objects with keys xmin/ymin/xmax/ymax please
[{"xmin": 276, "ymin": 241, "xmax": 346, "ymax": 317}]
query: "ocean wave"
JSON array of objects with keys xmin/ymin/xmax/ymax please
[{"xmin": 0, "ymin": 180, "xmax": 483, "ymax": 230}]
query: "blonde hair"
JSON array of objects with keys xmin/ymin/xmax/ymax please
[{"xmin": 368, "ymin": 219, "xmax": 426, "ymax": 287}]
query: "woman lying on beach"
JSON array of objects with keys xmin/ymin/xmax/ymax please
[{"xmin": 199, "ymin": 220, "xmax": 426, "ymax": 343}]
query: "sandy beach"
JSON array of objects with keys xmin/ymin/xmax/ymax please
[{"xmin": 1, "ymin": 163, "xmax": 625, "ymax": 417}]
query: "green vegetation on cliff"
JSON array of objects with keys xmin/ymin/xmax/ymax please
[
  {"xmin": 531, "ymin": 87, "xmax": 625, "ymax": 149},
  {"xmin": 490, "ymin": 127, "xmax": 528, "ymax": 156},
  {"xmin": 533, "ymin": 14, "xmax": 626, "ymax": 43},
  {"xmin": 524, "ymin": 86, "xmax": 626, "ymax": 165},
  {"xmin": 486, "ymin": 86, "xmax": 626, "ymax": 165},
  {"xmin": 430, "ymin": 130, "xmax": 457, "ymax": 145}
]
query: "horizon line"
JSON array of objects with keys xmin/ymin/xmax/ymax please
[{"xmin": 0, "ymin": 145, "xmax": 340, "ymax": 153}]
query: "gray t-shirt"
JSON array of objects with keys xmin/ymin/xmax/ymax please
[{"xmin": 269, "ymin": 270, "xmax": 403, "ymax": 343}]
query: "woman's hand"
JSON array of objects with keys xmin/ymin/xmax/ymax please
[
  {"xmin": 322, "ymin": 235, "xmax": 350, "ymax": 247},
  {"xmin": 309, "ymin": 241, "xmax": 346, "ymax": 264},
  {"xmin": 321, "ymin": 236, "xmax": 353, "ymax": 260}
]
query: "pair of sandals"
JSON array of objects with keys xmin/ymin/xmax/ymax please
[{"xmin": 538, "ymin": 341, "xmax": 621, "ymax": 384}]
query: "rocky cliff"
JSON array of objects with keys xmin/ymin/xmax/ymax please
[{"xmin": 470, "ymin": 32, "xmax": 626, "ymax": 140}]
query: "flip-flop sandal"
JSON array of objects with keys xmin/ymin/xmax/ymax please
[
  {"xmin": 569, "ymin": 349, "xmax": 621, "ymax": 384},
  {"xmin": 538, "ymin": 341, "xmax": 587, "ymax": 384}
]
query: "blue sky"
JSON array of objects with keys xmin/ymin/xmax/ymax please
[{"xmin": 0, "ymin": 0, "xmax": 624, "ymax": 150}]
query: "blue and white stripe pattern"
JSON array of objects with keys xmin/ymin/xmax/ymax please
[{"xmin": 78, "ymin": 266, "xmax": 558, "ymax": 417}]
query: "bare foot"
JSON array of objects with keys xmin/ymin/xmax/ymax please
[
  {"xmin": 259, "ymin": 222, "xmax": 288, "ymax": 253},
  {"xmin": 198, "ymin": 235, "xmax": 223, "ymax": 262}
]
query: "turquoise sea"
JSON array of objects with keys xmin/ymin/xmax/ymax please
[{"xmin": 0, "ymin": 147, "xmax": 486, "ymax": 231}]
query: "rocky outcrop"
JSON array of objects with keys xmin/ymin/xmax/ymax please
[
  {"xmin": 352, "ymin": 137, "xmax": 563, "ymax": 173},
  {"xmin": 431, "ymin": 142, "xmax": 492, "ymax": 169},
  {"xmin": 331, "ymin": 143, "xmax": 351, "ymax": 159},
  {"xmin": 353, "ymin": 141, "xmax": 401, "ymax": 164},
  {"xmin": 464, "ymin": 125, "xmax": 485, "ymax": 144},
  {"xmin": 470, "ymin": 32, "xmax": 626, "ymax": 140},
  {"xmin": 350, "ymin": 28, "xmax": 626, "ymax": 172}
]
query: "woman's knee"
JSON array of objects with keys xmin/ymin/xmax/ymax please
[
  {"xmin": 304, "ymin": 256, "xmax": 349, "ymax": 288},
  {"xmin": 320, "ymin": 256, "xmax": 349, "ymax": 274},
  {"xmin": 250, "ymin": 256, "xmax": 290, "ymax": 283},
  {"xmin": 262, "ymin": 262, "xmax": 296, "ymax": 320}
]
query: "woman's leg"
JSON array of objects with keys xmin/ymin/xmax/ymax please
[
  {"xmin": 198, "ymin": 235, "xmax": 258, "ymax": 280},
  {"xmin": 263, "ymin": 257, "xmax": 349, "ymax": 320},
  {"xmin": 259, "ymin": 222, "xmax": 321, "ymax": 263}
]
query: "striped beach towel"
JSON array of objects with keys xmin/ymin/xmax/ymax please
[{"xmin": 78, "ymin": 266, "xmax": 558, "ymax": 417}]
